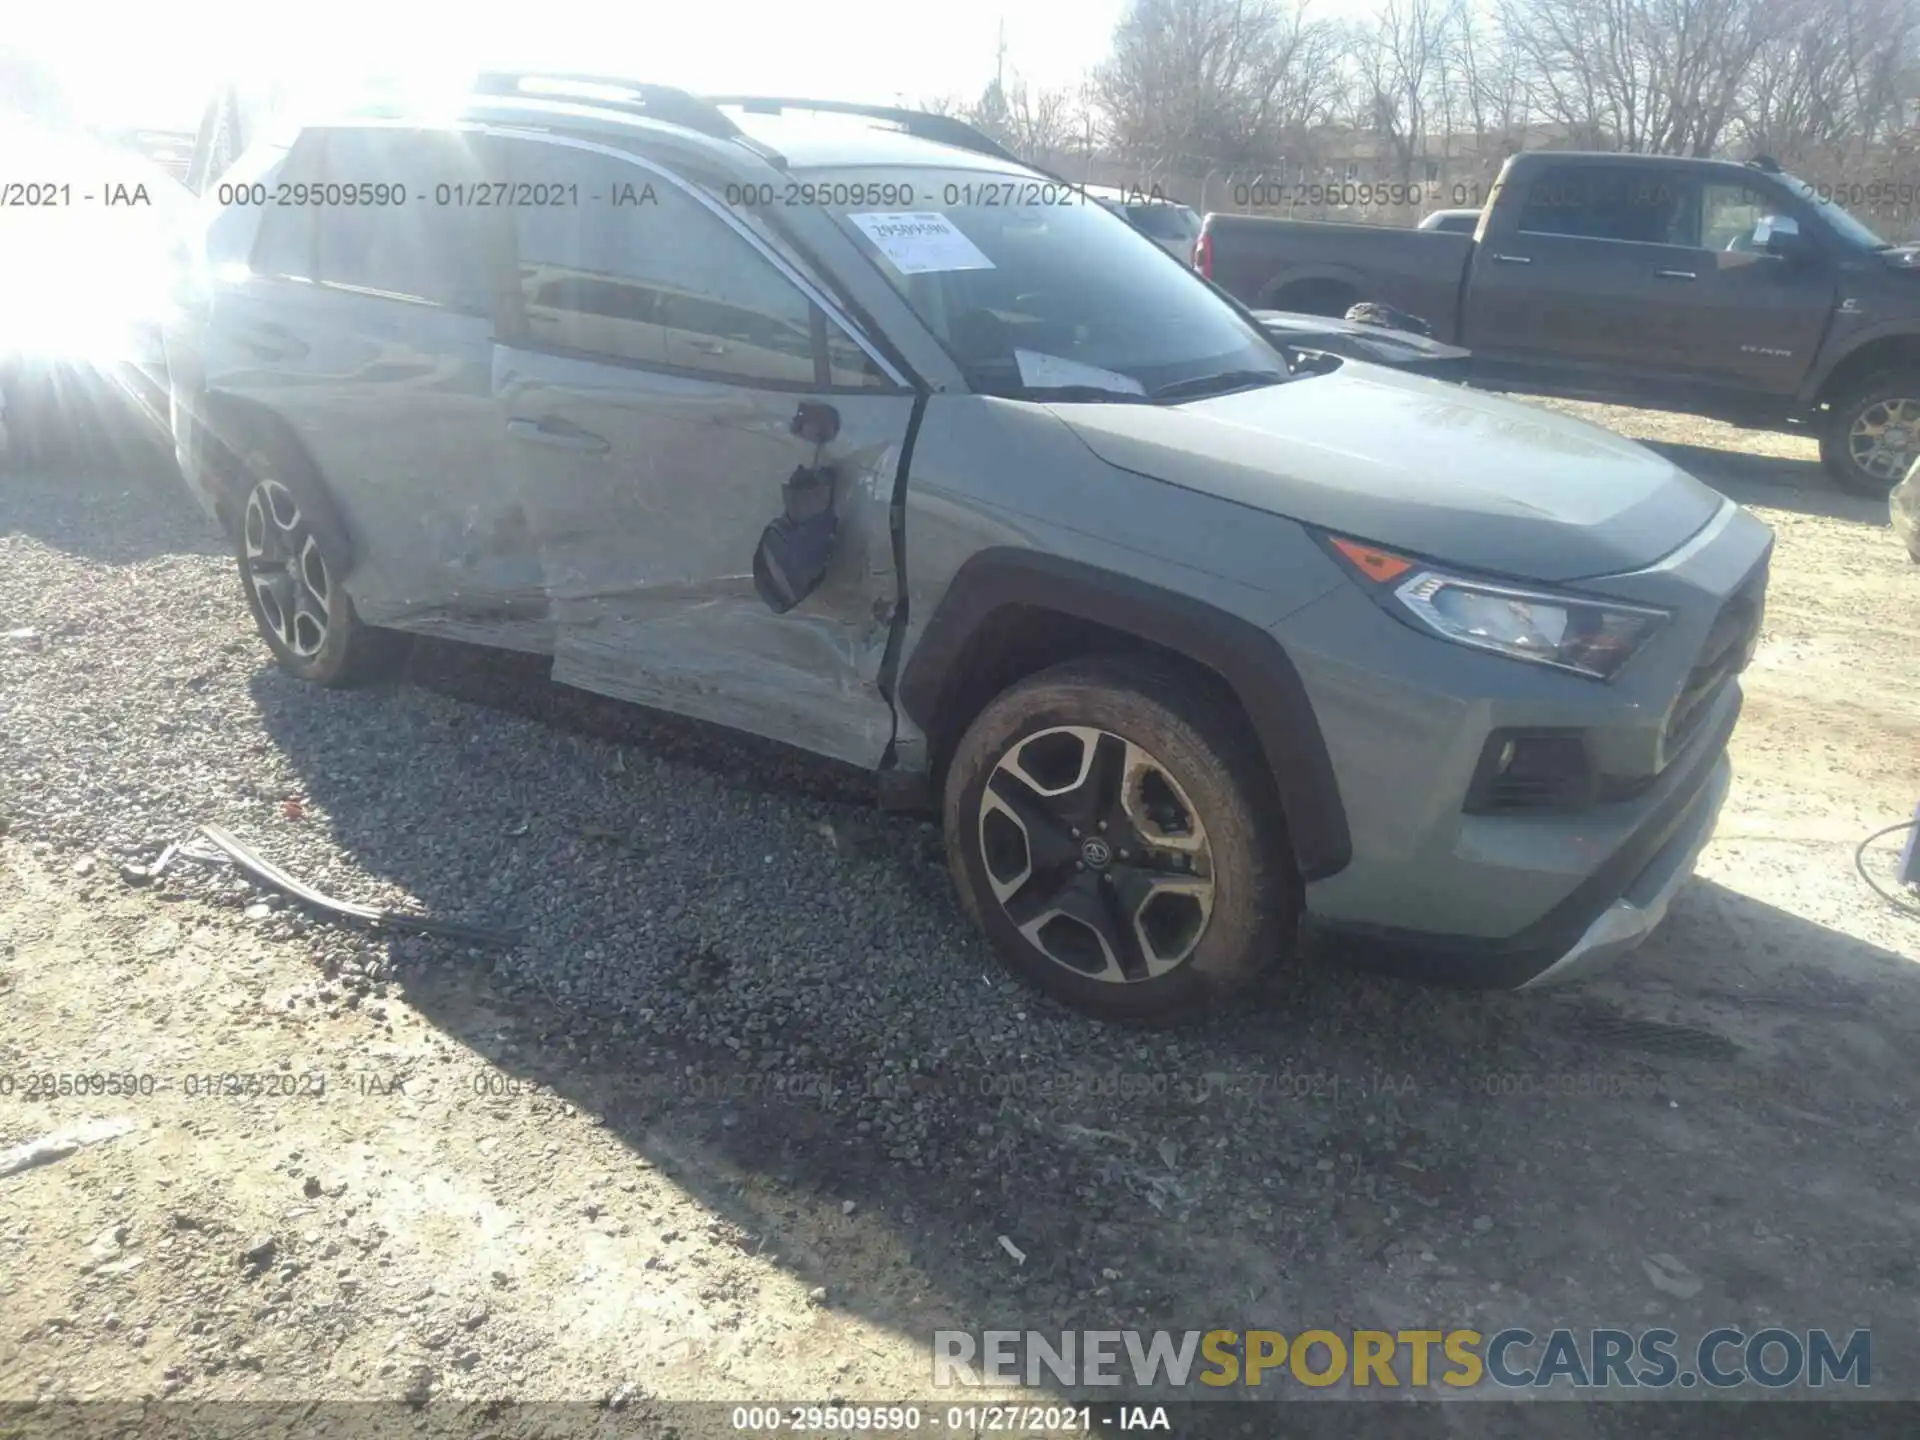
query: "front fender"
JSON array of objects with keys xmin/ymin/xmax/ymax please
[
  {"xmin": 1797, "ymin": 318, "xmax": 1920, "ymax": 408},
  {"xmin": 898, "ymin": 547, "xmax": 1352, "ymax": 882}
]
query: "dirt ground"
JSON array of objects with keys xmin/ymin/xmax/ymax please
[{"xmin": 1, "ymin": 400, "xmax": 1918, "ymax": 1437}]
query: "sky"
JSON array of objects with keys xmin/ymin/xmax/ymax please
[{"xmin": 9, "ymin": 0, "xmax": 1152, "ymax": 131}]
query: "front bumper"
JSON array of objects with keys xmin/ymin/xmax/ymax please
[
  {"xmin": 1515, "ymin": 752, "xmax": 1729, "ymax": 988},
  {"xmin": 1299, "ymin": 694, "xmax": 1736, "ymax": 989}
]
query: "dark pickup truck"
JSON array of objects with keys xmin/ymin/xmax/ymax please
[{"xmin": 1195, "ymin": 149, "xmax": 1920, "ymax": 494}]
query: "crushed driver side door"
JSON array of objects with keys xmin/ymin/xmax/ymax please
[{"xmin": 485, "ymin": 132, "xmax": 918, "ymax": 767}]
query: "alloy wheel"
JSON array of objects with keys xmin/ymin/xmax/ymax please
[
  {"xmin": 242, "ymin": 479, "xmax": 331, "ymax": 658},
  {"xmin": 1846, "ymin": 396, "xmax": 1920, "ymax": 485},
  {"xmin": 977, "ymin": 725, "xmax": 1216, "ymax": 984}
]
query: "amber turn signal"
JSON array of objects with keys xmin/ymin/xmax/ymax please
[{"xmin": 1329, "ymin": 536, "xmax": 1414, "ymax": 583}]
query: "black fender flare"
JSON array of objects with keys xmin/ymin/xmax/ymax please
[
  {"xmin": 898, "ymin": 548, "xmax": 1351, "ymax": 882},
  {"xmin": 1797, "ymin": 322, "xmax": 1920, "ymax": 410}
]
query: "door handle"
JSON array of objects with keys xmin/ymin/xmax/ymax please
[
  {"xmin": 505, "ymin": 417, "xmax": 610, "ymax": 454},
  {"xmin": 1655, "ymin": 269, "xmax": 1698, "ymax": 280},
  {"xmin": 1490, "ymin": 253, "xmax": 1532, "ymax": 264}
]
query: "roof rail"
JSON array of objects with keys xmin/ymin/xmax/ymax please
[
  {"xmin": 468, "ymin": 73, "xmax": 787, "ymax": 168},
  {"xmin": 703, "ymin": 96, "xmax": 1029, "ymax": 168}
]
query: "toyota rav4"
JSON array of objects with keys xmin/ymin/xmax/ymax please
[{"xmin": 166, "ymin": 76, "xmax": 1773, "ymax": 1022}]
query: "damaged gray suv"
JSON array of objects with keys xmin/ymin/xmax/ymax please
[{"xmin": 167, "ymin": 76, "xmax": 1773, "ymax": 1022}]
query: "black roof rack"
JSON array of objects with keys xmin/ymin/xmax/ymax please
[
  {"xmin": 1745, "ymin": 153, "xmax": 1783, "ymax": 173},
  {"xmin": 703, "ymin": 96, "xmax": 1029, "ymax": 168},
  {"xmin": 471, "ymin": 73, "xmax": 740, "ymax": 137},
  {"xmin": 468, "ymin": 73, "xmax": 787, "ymax": 168}
]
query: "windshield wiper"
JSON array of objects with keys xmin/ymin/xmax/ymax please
[{"xmin": 1149, "ymin": 369, "xmax": 1288, "ymax": 401}]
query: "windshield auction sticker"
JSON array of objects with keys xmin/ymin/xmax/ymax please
[
  {"xmin": 1013, "ymin": 349, "xmax": 1146, "ymax": 395},
  {"xmin": 846, "ymin": 212, "xmax": 996, "ymax": 273}
]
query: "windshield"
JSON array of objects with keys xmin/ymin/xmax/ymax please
[
  {"xmin": 1782, "ymin": 172, "xmax": 1890, "ymax": 249},
  {"xmin": 820, "ymin": 170, "xmax": 1285, "ymax": 399}
]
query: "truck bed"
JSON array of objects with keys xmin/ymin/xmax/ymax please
[{"xmin": 1204, "ymin": 215, "xmax": 1475, "ymax": 341}]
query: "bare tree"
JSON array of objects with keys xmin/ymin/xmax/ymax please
[
  {"xmin": 1496, "ymin": 0, "xmax": 1805, "ymax": 155},
  {"xmin": 1449, "ymin": 0, "xmax": 1530, "ymax": 152},
  {"xmin": 972, "ymin": 76, "xmax": 1085, "ymax": 154},
  {"xmin": 1349, "ymin": 0, "xmax": 1453, "ymax": 178},
  {"xmin": 1738, "ymin": 0, "xmax": 1920, "ymax": 157},
  {"xmin": 1093, "ymin": 0, "xmax": 1349, "ymax": 166}
]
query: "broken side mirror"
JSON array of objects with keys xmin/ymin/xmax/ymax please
[
  {"xmin": 753, "ymin": 403, "xmax": 844, "ymax": 613},
  {"xmin": 752, "ymin": 466, "xmax": 839, "ymax": 613}
]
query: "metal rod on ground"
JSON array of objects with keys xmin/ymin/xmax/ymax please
[{"xmin": 195, "ymin": 823, "xmax": 520, "ymax": 947}]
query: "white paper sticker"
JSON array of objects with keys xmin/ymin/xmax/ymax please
[
  {"xmin": 1013, "ymin": 349, "xmax": 1146, "ymax": 395},
  {"xmin": 846, "ymin": 212, "xmax": 996, "ymax": 274}
]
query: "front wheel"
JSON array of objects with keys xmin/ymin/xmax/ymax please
[
  {"xmin": 942, "ymin": 657, "xmax": 1299, "ymax": 1024},
  {"xmin": 1821, "ymin": 370, "xmax": 1920, "ymax": 496}
]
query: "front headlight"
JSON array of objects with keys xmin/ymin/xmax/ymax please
[{"xmin": 1324, "ymin": 535, "xmax": 1670, "ymax": 680}]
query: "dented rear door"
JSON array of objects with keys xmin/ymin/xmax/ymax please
[{"xmin": 486, "ymin": 134, "xmax": 917, "ymax": 768}]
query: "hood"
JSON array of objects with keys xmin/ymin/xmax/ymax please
[{"xmin": 1050, "ymin": 362, "xmax": 1725, "ymax": 583}]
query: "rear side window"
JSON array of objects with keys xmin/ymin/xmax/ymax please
[
  {"xmin": 308, "ymin": 127, "xmax": 494, "ymax": 312},
  {"xmin": 492, "ymin": 138, "xmax": 887, "ymax": 389},
  {"xmin": 1516, "ymin": 165, "xmax": 1689, "ymax": 245}
]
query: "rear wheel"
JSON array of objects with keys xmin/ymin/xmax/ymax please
[
  {"xmin": 1821, "ymin": 370, "xmax": 1920, "ymax": 496},
  {"xmin": 942, "ymin": 657, "xmax": 1298, "ymax": 1024},
  {"xmin": 231, "ymin": 448, "xmax": 404, "ymax": 686}
]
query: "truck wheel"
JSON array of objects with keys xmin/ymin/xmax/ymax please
[
  {"xmin": 230, "ymin": 443, "xmax": 405, "ymax": 687},
  {"xmin": 1821, "ymin": 371, "xmax": 1920, "ymax": 496},
  {"xmin": 942, "ymin": 656, "xmax": 1298, "ymax": 1024}
]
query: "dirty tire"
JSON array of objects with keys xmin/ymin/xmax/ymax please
[
  {"xmin": 943, "ymin": 656, "xmax": 1297, "ymax": 1024},
  {"xmin": 1821, "ymin": 370, "xmax": 1920, "ymax": 497},
  {"xmin": 230, "ymin": 444, "xmax": 405, "ymax": 687}
]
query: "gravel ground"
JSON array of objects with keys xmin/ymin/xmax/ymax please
[{"xmin": 1, "ymin": 406, "xmax": 1918, "ymax": 1435}]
